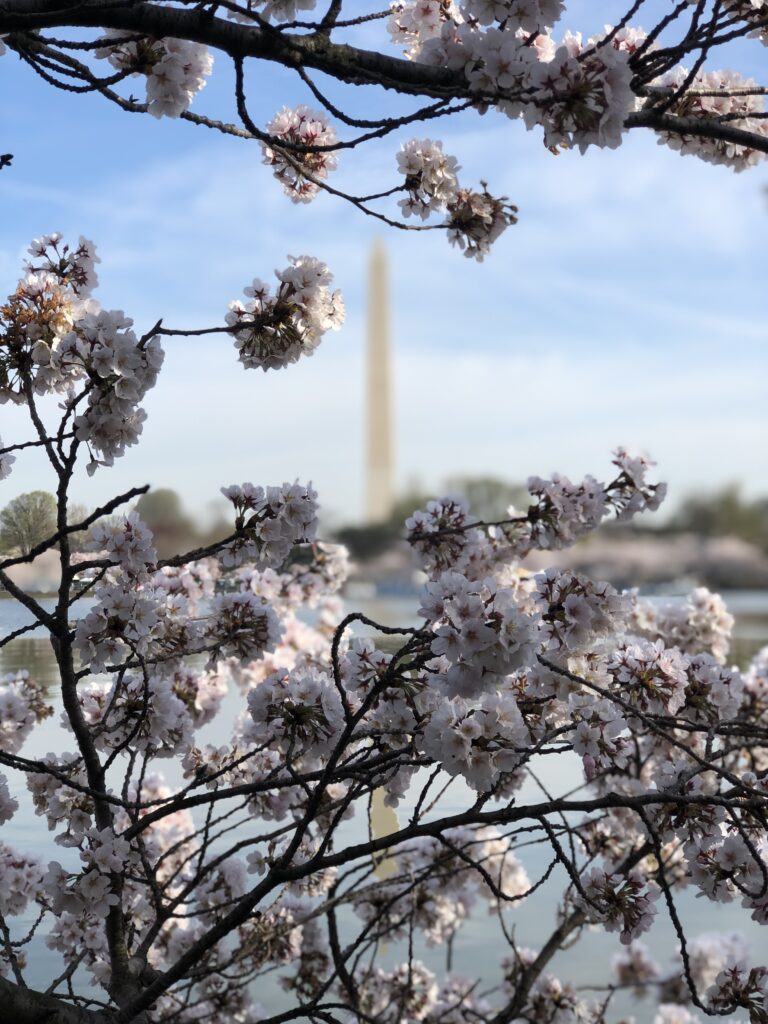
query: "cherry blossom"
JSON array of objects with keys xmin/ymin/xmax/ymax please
[
  {"xmin": 226, "ymin": 256, "xmax": 345, "ymax": 370},
  {"xmin": 263, "ymin": 105, "xmax": 338, "ymax": 202},
  {"xmin": 96, "ymin": 32, "xmax": 213, "ymax": 118}
]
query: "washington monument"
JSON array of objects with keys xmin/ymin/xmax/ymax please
[{"xmin": 365, "ymin": 240, "xmax": 395, "ymax": 523}]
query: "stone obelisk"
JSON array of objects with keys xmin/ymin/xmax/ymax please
[{"xmin": 365, "ymin": 240, "xmax": 394, "ymax": 523}]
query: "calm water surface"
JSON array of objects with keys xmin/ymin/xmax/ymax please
[{"xmin": 1, "ymin": 592, "xmax": 767, "ymax": 1019}]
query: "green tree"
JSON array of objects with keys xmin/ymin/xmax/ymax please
[
  {"xmin": 668, "ymin": 484, "xmax": 768, "ymax": 551},
  {"xmin": 0, "ymin": 491, "xmax": 57, "ymax": 556},
  {"xmin": 135, "ymin": 488, "xmax": 198, "ymax": 558},
  {"xmin": 443, "ymin": 475, "xmax": 530, "ymax": 523}
]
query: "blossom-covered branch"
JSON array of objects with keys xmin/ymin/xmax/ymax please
[
  {"xmin": 0, "ymin": 236, "xmax": 767, "ymax": 1023},
  {"xmin": 1, "ymin": 1, "xmax": 768, "ymax": 257}
]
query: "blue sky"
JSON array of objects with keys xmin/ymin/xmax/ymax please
[{"xmin": 1, "ymin": 4, "xmax": 767, "ymax": 525}]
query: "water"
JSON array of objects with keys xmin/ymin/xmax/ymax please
[{"xmin": 1, "ymin": 592, "xmax": 767, "ymax": 1019}]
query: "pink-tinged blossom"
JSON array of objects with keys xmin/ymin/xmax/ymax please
[
  {"xmin": 535, "ymin": 568, "xmax": 630, "ymax": 655},
  {"xmin": 525, "ymin": 973, "xmax": 599, "ymax": 1023},
  {"xmin": 226, "ymin": 257, "xmax": 344, "ymax": 371},
  {"xmin": 247, "ymin": 667, "xmax": 345, "ymax": 760},
  {"xmin": 612, "ymin": 941, "xmax": 661, "ymax": 994},
  {"xmin": 655, "ymin": 68, "xmax": 768, "ymax": 171},
  {"xmin": 358, "ymin": 960, "xmax": 439, "ymax": 1022},
  {"xmin": 27, "ymin": 753, "xmax": 92, "ymax": 843},
  {"xmin": 96, "ymin": 33, "xmax": 213, "ymax": 118},
  {"xmin": 81, "ymin": 828, "xmax": 131, "ymax": 875},
  {"xmin": 407, "ymin": 498, "xmax": 481, "ymax": 577},
  {"xmin": 399, "ymin": 14, "xmax": 637, "ymax": 156},
  {"xmin": 420, "ymin": 690, "xmax": 530, "ymax": 790},
  {"xmin": 609, "ymin": 640, "xmax": 690, "ymax": 716},
  {"xmin": 0, "ymin": 773, "xmax": 18, "ymax": 824},
  {"xmin": 687, "ymin": 932, "xmax": 752, "ymax": 994},
  {"xmin": 151, "ymin": 558, "xmax": 219, "ymax": 612},
  {"xmin": 35, "ymin": 302, "xmax": 165, "ymax": 474},
  {"xmin": 570, "ymin": 693, "xmax": 630, "ymax": 778},
  {"xmin": 422, "ymin": 571, "xmax": 539, "ymax": 697},
  {"xmin": 207, "ymin": 591, "xmax": 283, "ymax": 662},
  {"xmin": 0, "ymin": 438, "xmax": 15, "ymax": 479},
  {"xmin": 576, "ymin": 867, "xmax": 659, "ymax": 944},
  {"xmin": 589, "ymin": 22, "xmax": 649, "ymax": 59},
  {"xmin": 26, "ymin": 233, "xmax": 99, "ymax": 296},
  {"xmin": 76, "ymin": 869, "xmax": 119, "ymax": 919},
  {"xmin": 73, "ymin": 575, "xmax": 166, "ymax": 671},
  {"xmin": 341, "ymin": 637, "xmax": 392, "ymax": 695},
  {"xmin": 0, "ymin": 671, "xmax": 53, "ymax": 755},
  {"xmin": 632, "ymin": 587, "xmax": 734, "ymax": 665},
  {"xmin": 263, "ymin": 105, "xmax": 338, "ymax": 202},
  {"xmin": 0, "ymin": 843, "xmax": 45, "ymax": 917},
  {"xmin": 682, "ymin": 653, "xmax": 744, "ymax": 722},
  {"xmin": 723, "ymin": 0, "xmax": 768, "ymax": 45},
  {"xmin": 446, "ymin": 185, "xmax": 519, "ymax": 260},
  {"xmin": 77, "ymin": 673, "xmax": 201, "ymax": 757},
  {"xmin": 388, "ymin": 1, "xmax": 453, "ymax": 59},
  {"xmin": 86, "ymin": 511, "xmax": 157, "ymax": 576},
  {"xmin": 397, "ymin": 138, "xmax": 460, "ymax": 218},
  {"xmin": 221, "ymin": 481, "xmax": 319, "ymax": 567},
  {"xmin": 460, "ymin": 0, "xmax": 564, "ymax": 32},
  {"xmin": 407, "ymin": 452, "xmax": 666, "ymax": 580},
  {"xmin": 706, "ymin": 961, "xmax": 768, "ymax": 1020}
]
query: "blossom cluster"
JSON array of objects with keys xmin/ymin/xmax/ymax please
[
  {"xmin": 0, "ymin": 772, "xmax": 17, "ymax": 824},
  {"xmin": 96, "ymin": 32, "xmax": 213, "ymax": 118},
  {"xmin": 262, "ymin": 105, "xmax": 338, "ymax": 202},
  {"xmin": 421, "ymin": 569, "xmax": 539, "ymax": 697},
  {"xmin": 655, "ymin": 68, "xmax": 768, "ymax": 171},
  {"xmin": 2, "ymin": 235, "xmax": 346, "ymax": 480},
  {"xmin": 0, "ymin": 670, "xmax": 53, "ymax": 755},
  {"xmin": 220, "ymin": 480, "xmax": 320, "ymax": 565},
  {"xmin": 576, "ymin": 867, "xmax": 659, "ymax": 945},
  {"xmin": 724, "ymin": 0, "xmax": 768, "ymax": 46},
  {"xmin": 226, "ymin": 256, "xmax": 345, "ymax": 370},
  {"xmin": 406, "ymin": 449, "xmax": 667, "ymax": 577},
  {"xmin": 0, "ymin": 234, "xmax": 163, "ymax": 474},
  {"xmin": 0, "ymin": 435, "xmax": 14, "ymax": 480},
  {"xmin": 391, "ymin": 6, "xmax": 636, "ymax": 154},
  {"xmin": 397, "ymin": 138, "xmax": 460, "ymax": 219},
  {"xmin": 247, "ymin": 666, "xmax": 345, "ymax": 761},
  {"xmin": 387, "ymin": 4, "xmax": 768, "ymax": 177},
  {"xmin": 632, "ymin": 586, "xmax": 735, "ymax": 665},
  {"xmin": 611, "ymin": 932, "xmax": 768, "ymax": 1023},
  {"xmin": 86, "ymin": 511, "xmax": 157, "ymax": 575},
  {"xmin": 394, "ymin": 134, "xmax": 519, "ymax": 259}
]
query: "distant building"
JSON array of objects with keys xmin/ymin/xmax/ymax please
[{"xmin": 365, "ymin": 241, "xmax": 395, "ymax": 523}]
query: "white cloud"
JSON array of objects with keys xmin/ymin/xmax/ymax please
[{"xmin": 1, "ymin": 38, "xmax": 765, "ymax": 524}]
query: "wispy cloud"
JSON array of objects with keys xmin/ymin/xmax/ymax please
[{"xmin": 1, "ymin": 29, "xmax": 765, "ymax": 522}]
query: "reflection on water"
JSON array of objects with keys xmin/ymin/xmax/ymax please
[
  {"xmin": 1, "ymin": 636, "xmax": 61, "ymax": 688},
  {"xmin": 0, "ymin": 593, "xmax": 766, "ymax": 1019}
]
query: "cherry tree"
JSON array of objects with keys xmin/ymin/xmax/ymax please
[{"xmin": 1, "ymin": 2, "xmax": 768, "ymax": 1024}]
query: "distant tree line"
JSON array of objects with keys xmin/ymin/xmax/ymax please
[
  {"xmin": 0, "ymin": 488, "xmax": 229, "ymax": 559},
  {"xmin": 662, "ymin": 484, "xmax": 768, "ymax": 552},
  {"xmin": 3, "ymin": 481, "xmax": 766, "ymax": 564},
  {"xmin": 334, "ymin": 480, "xmax": 768, "ymax": 562}
]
